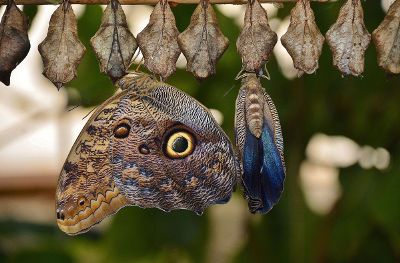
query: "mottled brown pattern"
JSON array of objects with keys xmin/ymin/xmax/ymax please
[
  {"xmin": 56, "ymin": 73, "xmax": 239, "ymax": 235},
  {"xmin": 178, "ymin": 0, "xmax": 229, "ymax": 79},
  {"xmin": 136, "ymin": 0, "xmax": 181, "ymax": 79},
  {"xmin": 0, "ymin": 0, "xmax": 30, "ymax": 86},
  {"xmin": 372, "ymin": 0, "xmax": 400, "ymax": 74},
  {"xmin": 56, "ymin": 92, "xmax": 123, "ymax": 232},
  {"xmin": 236, "ymin": 0, "xmax": 277, "ymax": 73},
  {"xmin": 90, "ymin": 0, "xmax": 137, "ymax": 80},
  {"xmin": 38, "ymin": 2, "xmax": 86, "ymax": 90},
  {"xmin": 326, "ymin": 0, "xmax": 370, "ymax": 76}
]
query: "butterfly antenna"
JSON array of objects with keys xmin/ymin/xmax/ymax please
[
  {"xmin": 67, "ymin": 105, "xmax": 79, "ymax": 112},
  {"xmin": 135, "ymin": 58, "xmax": 144, "ymax": 72},
  {"xmin": 235, "ymin": 67, "xmax": 246, "ymax": 80}
]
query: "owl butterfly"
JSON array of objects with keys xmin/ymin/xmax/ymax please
[
  {"xmin": 280, "ymin": 0, "xmax": 324, "ymax": 76},
  {"xmin": 56, "ymin": 73, "xmax": 286, "ymax": 235},
  {"xmin": 56, "ymin": 73, "xmax": 240, "ymax": 235},
  {"xmin": 235, "ymin": 73, "xmax": 285, "ymax": 213}
]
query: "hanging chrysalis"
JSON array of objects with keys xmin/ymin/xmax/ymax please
[
  {"xmin": 281, "ymin": 0, "xmax": 324, "ymax": 76},
  {"xmin": 136, "ymin": 0, "xmax": 180, "ymax": 80},
  {"xmin": 236, "ymin": 0, "xmax": 277, "ymax": 74},
  {"xmin": 91, "ymin": 0, "xmax": 138, "ymax": 81},
  {"xmin": 372, "ymin": 0, "xmax": 400, "ymax": 74},
  {"xmin": 234, "ymin": 73, "xmax": 285, "ymax": 213},
  {"xmin": 38, "ymin": 1, "xmax": 86, "ymax": 90},
  {"xmin": 326, "ymin": 0, "xmax": 371, "ymax": 76},
  {"xmin": 0, "ymin": 0, "xmax": 30, "ymax": 86},
  {"xmin": 178, "ymin": 0, "xmax": 229, "ymax": 79}
]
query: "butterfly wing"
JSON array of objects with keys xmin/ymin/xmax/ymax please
[{"xmin": 56, "ymin": 74, "xmax": 239, "ymax": 235}]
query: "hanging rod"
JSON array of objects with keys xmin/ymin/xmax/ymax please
[{"xmin": 0, "ymin": 0, "xmax": 329, "ymax": 5}]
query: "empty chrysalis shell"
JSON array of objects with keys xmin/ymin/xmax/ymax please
[
  {"xmin": 281, "ymin": 0, "xmax": 324, "ymax": 76},
  {"xmin": 326, "ymin": 0, "xmax": 371, "ymax": 76},
  {"xmin": 178, "ymin": 0, "xmax": 229, "ymax": 79},
  {"xmin": 91, "ymin": 0, "xmax": 138, "ymax": 81},
  {"xmin": 0, "ymin": 0, "xmax": 30, "ymax": 86},
  {"xmin": 136, "ymin": 0, "xmax": 181, "ymax": 80},
  {"xmin": 236, "ymin": 0, "xmax": 277, "ymax": 73},
  {"xmin": 38, "ymin": 2, "xmax": 86, "ymax": 90},
  {"xmin": 372, "ymin": 0, "xmax": 400, "ymax": 74}
]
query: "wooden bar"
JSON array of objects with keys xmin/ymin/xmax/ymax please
[{"xmin": 0, "ymin": 0, "xmax": 328, "ymax": 5}]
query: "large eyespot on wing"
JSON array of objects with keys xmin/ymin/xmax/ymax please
[
  {"xmin": 113, "ymin": 120, "xmax": 131, "ymax": 139},
  {"xmin": 56, "ymin": 90, "xmax": 132, "ymax": 235},
  {"xmin": 110, "ymin": 75, "xmax": 240, "ymax": 215},
  {"xmin": 235, "ymin": 74, "xmax": 285, "ymax": 214}
]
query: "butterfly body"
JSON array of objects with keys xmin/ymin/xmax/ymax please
[{"xmin": 56, "ymin": 73, "xmax": 239, "ymax": 235}]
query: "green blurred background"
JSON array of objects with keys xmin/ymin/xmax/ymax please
[{"xmin": 1, "ymin": 1, "xmax": 400, "ymax": 262}]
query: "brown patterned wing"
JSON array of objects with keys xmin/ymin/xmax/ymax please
[
  {"xmin": 111, "ymin": 74, "xmax": 239, "ymax": 214},
  {"xmin": 56, "ymin": 74, "xmax": 239, "ymax": 235},
  {"xmin": 56, "ymin": 91, "xmax": 130, "ymax": 235}
]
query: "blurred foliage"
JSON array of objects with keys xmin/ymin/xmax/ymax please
[
  {"xmin": 22, "ymin": 5, "xmax": 38, "ymax": 29},
  {"xmin": 2, "ymin": 1, "xmax": 400, "ymax": 262}
]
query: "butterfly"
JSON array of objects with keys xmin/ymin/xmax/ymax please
[
  {"xmin": 56, "ymin": 72, "xmax": 285, "ymax": 235},
  {"xmin": 235, "ymin": 73, "xmax": 285, "ymax": 213}
]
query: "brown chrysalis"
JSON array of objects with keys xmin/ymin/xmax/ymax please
[
  {"xmin": 178, "ymin": 0, "xmax": 229, "ymax": 79},
  {"xmin": 372, "ymin": 0, "xmax": 400, "ymax": 74},
  {"xmin": 236, "ymin": 0, "xmax": 277, "ymax": 73},
  {"xmin": 326, "ymin": 0, "xmax": 371, "ymax": 76},
  {"xmin": 0, "ymin": 0, "xmax": 30, "ymax": 86},
  {"xmin": 136, "ymin": 0, "xmax": 180, "ymax": 80},
  {"xmin": 280, "ymin": 0, "xmax": 324, "ymax": 76},
  {"xmin": 91, "ymin": 0, "xmax": 138, "ymax": 81},
  {"xmin": 38, "ymin": 1, "xmax": 86, "ymax": 90}
]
